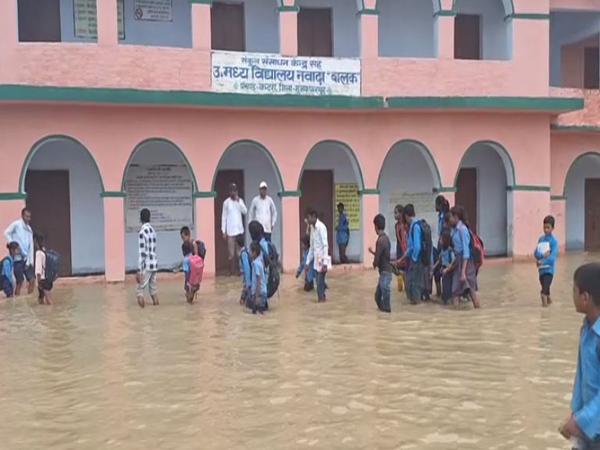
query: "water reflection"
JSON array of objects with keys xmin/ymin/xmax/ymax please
[{"xmin": 0, "ymin": 253, "xmax": 596, "ymax": 449}]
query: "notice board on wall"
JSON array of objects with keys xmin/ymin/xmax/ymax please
[
  {"xmin": 74, "ymin": 0, "xmax": 125, "ymax": 39},
  {"xmin": 125, "ymin": 165, "xmax": 193, "ymax": 232},
  {"xmin": 387, "ymin": 191, "xmax": 438, "ymax": 242},
  {"xmin": 133, "ymin": 0, "xmax": 172, "ymax": 21},
  {"xmin": 335, "ymin": 183, "xmax": 360, "ymax": 230}
]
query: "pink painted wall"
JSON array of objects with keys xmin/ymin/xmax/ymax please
[
  {"xmin": 551, "ymin": 199, "xmax": 566, "ymax": 253},
  {"xmin": 550, "ymin": 132, "xmax": 600, "ymax": 196},
  {"xmin": 553, "ymin": 88, "xmax": 600, "ymax": 127}
]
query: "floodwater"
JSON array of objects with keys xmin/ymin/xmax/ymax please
[{"xmin": 0, "ymin": 254, "xmax": 598, "ymax": 450}]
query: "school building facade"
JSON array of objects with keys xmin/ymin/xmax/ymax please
[{"xmin": 1, "ymin": 0, "xmax": 600, "ymax": 281}]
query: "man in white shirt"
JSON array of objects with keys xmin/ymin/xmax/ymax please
[
  {"xmin": 249, "ymin": 181, "xmax": 277, "ymax": 243},
  {"xmin": 4, "ymin": 208, "xmax": 35, "ymax": 295},
  {"xmin": 305, "ymin": 208, "xmax": 329, "ymax": 302},
  {"xmin": 221, "ymin": 183, "xmax": 247, "ymax": 276}
]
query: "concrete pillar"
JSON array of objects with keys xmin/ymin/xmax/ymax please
[
  {"xmin": 97, "ymin": 0, "xmax": 119, "ymax": 46},
  {"xmin": 103, "ymin": 196, "xmax": 125, "ymax": 282},
  {"xmin": 551, "ymin": 197, "xmax": 566, "ymax": 254},
  {"xmin": 0, "ymin": 0, "xmax": 18, "ymax": 81},
  {"xmin": 191, "ymin": 2, "xmax": 212, "ymax": 50},
  {"xmin": 194, "ymin": 195, "xmax": 216, "ymax": 276},
  {"xmin": 361, "ymin": 193, "xmax": 379, "ymax": 268},
  {"xmin": 359, "ymin": 14, "xmax": 378, "ymax": 59},
  {"xmin": 278, "ymin": 6, "xmax": 298, "ymax": 56},
  {"xmin": 280, "ymin": 195, "xmax": 300, "ymax": 274},
  {"xmin": 435, "ymin": 15, "xmax": 455, "ymax": 59},
  {"xmin": 512, "ymin": 190, "xmax": 550, "ymax": 257}
]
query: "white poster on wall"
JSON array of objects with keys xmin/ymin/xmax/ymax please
[
  {"xmin": 125, "ymin": 165, "xmax": 193, "ymax": 232},
  {"xmin": 387, "ymin": 191, "xmax": 438, "ymax": 250},
  {"xmin": 74, "ymin": 0, "xmax": 125, "ymax": 39},
  {"xmin": 212, "ymin": 51, "xmax": 361, "ymax": 97},
  {"xmin": 133, "ymin": 0, "xmax": 172, "ymax": 21}
]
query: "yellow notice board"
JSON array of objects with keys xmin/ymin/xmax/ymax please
[{"xmin": 335, "ymin": 183, "xmax": 360, "ymax": 230}]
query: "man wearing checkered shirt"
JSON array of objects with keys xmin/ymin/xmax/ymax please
[{"xmin": 136, "ymin": 208, "xmax": 159, "ymax": 308}]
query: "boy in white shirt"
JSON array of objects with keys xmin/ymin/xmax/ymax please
[
  {"xmin": 305, "ymin": 208, "xmax": 330, "ymax": 302},
  {"xmin": 34, "ymin": 234, "xmax": 53, "ymax": 305}
]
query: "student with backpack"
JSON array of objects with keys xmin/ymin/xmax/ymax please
[
  {"xmin": 449, "ymin": 206, "xmax": 481, "ymax": 309},
  {"xmin": 249, "ymin": 220, "xmax": 280, "ymax": 303},
  {"xmin": 238, "ymin": 235, "xmax": 252, "ymax": 306},
  {"xmin": 184, "ymin": 240, "xmax": 204, "ymax": 304},
  {"xmin": 393, "ymin": 205, "xmax": 407, "ymax": 293},
  {"xmin": 434, "ymin": 195, "xmax": 450, "ymax": 298},
  {"xmin": 34, "ymin": 234, "xmax": 56, "ymax": 305},
  {"xmin": 396, "ymin": 204, "xmax": 424, "ymax": 305},
  {"xmin": 431, "ymin": 231, "xmax": 456, "ymax": 305},
  {"xmin": 248, "ymin": 242, "xmax": 267, "ymax": 314},
  {"xmin": 1, "ymin": 242, "xmax": 19, "ymax": 298}
]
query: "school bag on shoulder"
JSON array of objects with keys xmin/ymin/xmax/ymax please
[
  {"xmin": 263, "ymin": 242, "xmax": 280, "ymax": 299},
  {"xmin": 187, "ymin": 254, "xmax": 204, "ymax": 286},
  {"xmin": 412, "ymin": 220, "xmax": 433, "ymax": 266},
  {"xmin": 467, "ymin": 228, "xmax": 485, "ymax": 270},
  {"xmin": 44, "ymin": 250, "xmax": 60, "ymax": 282}
]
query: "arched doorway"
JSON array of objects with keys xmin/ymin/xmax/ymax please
[
  {"xmin": 298, "ymin": 140, "xmax": 364, "ymax": 263},
  {"xmin": 454, "ymin": 141, "xmax": 515, "ymax": 256},
  {"xmin": 122, "ymin": 138, "xmax": 196, "ymax": 271},
  {"xmin": 564, "ymin": 152, "xmax": 600, "ymax": 251},
  {"xmin": 377, "ymin": 140, "xmax": 442, "ymax": 258},
  {"xmin": 212, "ymin": 140, "xmax": 284, "ymax": 276},
  {"xmin": 21, "ymin": 135, "xmax": 105, "ymax": 275}
]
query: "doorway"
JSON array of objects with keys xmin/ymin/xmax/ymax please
[
  {"xmin": 214, "ymin": 169, "xmax": 245, "ymax": 275},
  {"xmin": 455, "ymin": 167, "xmax": 478, "ymax": 234},
  {"xmin": 585, "ymin": 178, "xmax": 600, "ymax": 251},
  {"xmin": 299, "ymin": 170, "xmax": 333, "ymax": 253},
  {"xmin": 25, "ymin": 170, "xmax": 72, "ymax": 276},
  {"xmin": 297, "ymin": 7, "xmax": 333, "ymax": 57}
]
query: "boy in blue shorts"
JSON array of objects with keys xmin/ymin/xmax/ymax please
[
  {"xmin": 248, "ymin": 242, "xmax": 267, "ymax": 314},
  {"xmin": 534, "ymin": 215, "xmax": 558, "ymax": 308},
  {"xmin": 560, "ymin": 263, "xmax": 600, "ymax": 450}
]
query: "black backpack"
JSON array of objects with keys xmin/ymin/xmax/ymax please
[
  {"xmin": 44, "ymin": 250, "xmax": 60, "ymax": 282},
  {"xmin": 412, "ymin": 220, "xmax": 432, "ymax": 267},
  {"xmin": 264, "ymin": 242, "xmax": 280, "ymax": 299}
]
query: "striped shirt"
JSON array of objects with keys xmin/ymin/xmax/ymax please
[{"xmin": 138, "ymin": 223, "xmax": 157, "ymax": 272}]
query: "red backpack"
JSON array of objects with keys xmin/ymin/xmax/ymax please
[
  {"xmin": 468, "ymin": 229, "xmax": 485, "ymax": 270},
  {"xmin": 187, "ymin": 255, "xmax": 204, "ymax": 287}
]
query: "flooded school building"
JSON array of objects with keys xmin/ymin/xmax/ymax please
[{"xmin": 1, "ymin": 0, "xmax": 600, "ymax": 281}]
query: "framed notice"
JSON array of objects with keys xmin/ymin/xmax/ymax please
[
  {"xmin": 335, "ymin": 184, "xmax": 360, "ymax": 231},
  {"xmin": 133, "ymin": 0, "xmax": 173, "ymax": 21},
  {"xmin": 74, "ymin": 0, "xmax": 125, "ymax": 39},
  {"xmin": 125, "ymin": 165, "xmax": 193, "ymax": 232}
]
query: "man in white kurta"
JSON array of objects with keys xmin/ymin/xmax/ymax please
[
  {"xmin": 248, "ymin": 181, "xmax": 277, "ymax": 242},
  {"xmin": 221, "ymin": 183, "xmax": 247, "ymax": 276},
  {"xmin": 305, "ymin": 209, "xmax": 329, "ymax": 302}
]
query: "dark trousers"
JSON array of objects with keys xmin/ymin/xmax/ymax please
[
  {"xmin": 338, "ymin": 243, "xmax": 349, "ymax": 264},
  {"xmin": 375, "ymin": 271, "xmax": 392, "ymax": 312},
  {"xmin": 441, "ymin": 269, "xmax": 453, "ymax": 304},
  {"xmin": 316, "ymin": 271, "xmax": 326, "ymax": 300}
]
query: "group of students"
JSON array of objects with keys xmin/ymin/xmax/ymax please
[
  {"xmin": 369, "ymin": 195, "xmax": 483, "ymax": 313},
  {"xmin": 1, "ymin": 208, "xmax": 58, "ymax": 305}
]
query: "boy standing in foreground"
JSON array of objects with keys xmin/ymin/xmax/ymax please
[
  {"xmin": 249, "ymin": 242, "xmax": 267, "ymax": 314},
  {"xmin": 534, "ymin": 215, "xmax": 558, "ymax": 307},
  {"xmin": 369, "ymin": 214, "xmax": 392, "ymax": 313},
  {"xmin": 560, "ymin": 263, "xmax": 600, "ymax": 449},
  {"xmin": 136, "ymin": 208, "xmax": 159, "ymax": 308}
]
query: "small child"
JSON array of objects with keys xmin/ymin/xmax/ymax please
[
  {"xmin": 238, "ymin": 235, "xmax": 252, "ymax": 306},
  {"xmin": 182, "ymin": 241, "xmax": 193, "ymax": 296},
  {"xmin": 559, "ymin": 262, "xmax": 600, "ymax": 449},
  {"xmin": 1, "ymin": 242, "xmax": 19, "ymax": 298},
  {"xmin": 249, "ymin": 242, "xmax": 267, "ymax": 314},
  {"xmin": 185, "ymin": 241, "xmax": 204, "ymax": 304},
  {"xmin": 34, "ymin": 234, "xmax": 52, "ymax": 305},
  {"xmin": 336, "ymin": 202, "xmax": 350, "ymax": 264},
  {"xmin": 432, "ymin": 230, "xmax": 456, "ymax": 305},
  {"xmin": 369, "ymin": 214, "xmax": 392, "ymax": 313},
  {"xmin": 296, "ymin": 236, "xmax": 315, "ymax": 291},
  {"xmin": 534, "ymin": 215, "xmax": 558, "ymax": 308}
]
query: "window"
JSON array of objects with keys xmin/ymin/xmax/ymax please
[
  {"xmin": 455, "ymin": 14, "xmax": 481, "ymax": 60},
  {"xmin": 211, "ymin": 2, "xmax": 246, "ymax": 51},
  {"xmin": 18, "ymin": 0, "xmax": 61, "ymax": 42},
  {"xmin": 297, "ymin": 8, "xmax": 333, "ymax": 57},
  {"xmin": 584, "ymin": 47, "xmax": 599, "ymax": 89}
]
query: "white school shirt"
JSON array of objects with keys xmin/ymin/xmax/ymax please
[
  {"xmin": 306, "ymin": 219, "xmax": 329, "ymax": 270},
  {"xmin": 4, "ymin": 219, "xmax": 34, "ymax": 265},
  {"xmin": 249, "ymin": 195, "xmax": 277, "ymax": 233},
  {"xmin": 221, "ymin": 198, "xmax": 247, "ymax": 237},
  {"xmin": 35, "ymin": 250, "xmax": 46, "ymax": 280}
]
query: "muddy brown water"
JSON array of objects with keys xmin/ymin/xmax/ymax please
[{"xmin": 0, "ymin": 253, "xmax": 597, "ymax": 450}]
